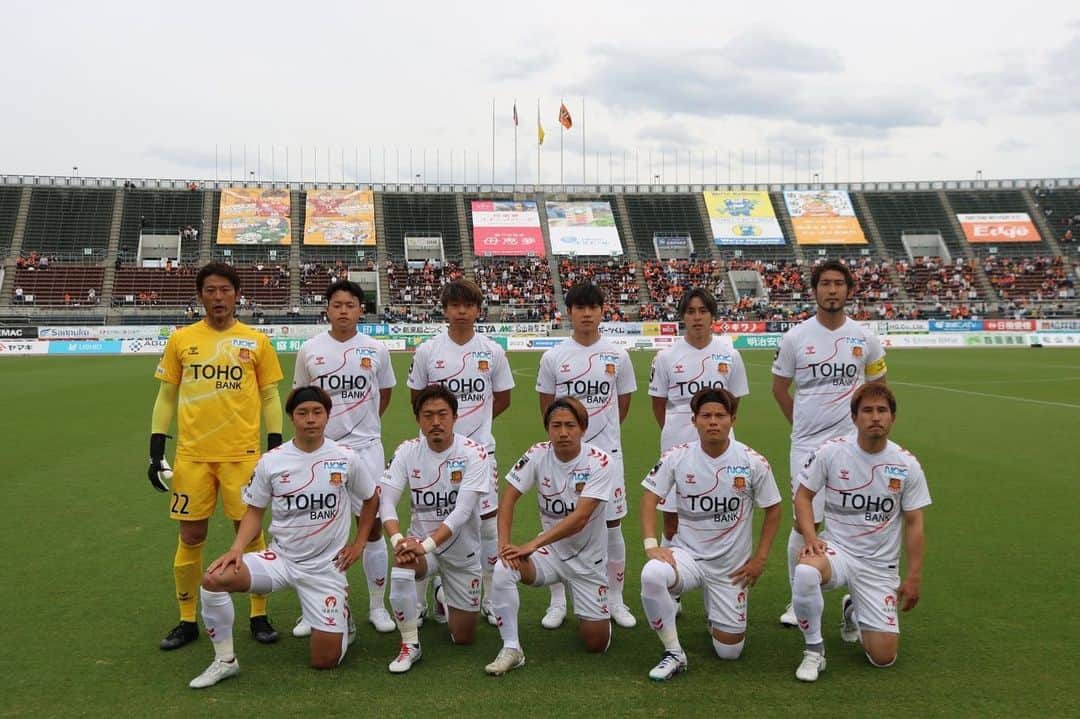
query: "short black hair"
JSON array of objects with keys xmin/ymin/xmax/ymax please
[
  {"xmin": 811, "ymin": 260, "xmax": 854, "ymax": 290},
  {"xmin": 565, "ymin": 282, "xmax": 604, "ymax": 309},
  {"xmin": 851, "ymin": 383, "xmax": 897, "ymax": 416},
  {"xmin": 325, "ymin": 279, "xmax": 365, "ymax": 304},
  {"xmin": 690, "ymin": 387, "xmax": 737, "ymax": 416},
  {"xmin": 196, "ymin": 262, "xmax": 240, "ymax": 293},
  {"xmin": 412, "ymin": 384, "xmax": 459, "ymax": 418},
  {"xmin": 678, "ymin": 287, "xmax": 718, "ymax": 318},
  {"xmin": 441, "ymin": 279, "xmax": 484, "ymax": 308},
  {"xmin": 543, "ymin": 396, "xmax": 589, "ymax": 431},
  {"xmin": 286, "ymin": 386, "xmax": 333, "ymax": 414}
]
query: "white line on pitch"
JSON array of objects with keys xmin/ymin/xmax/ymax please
[{"xmin": 889, "ymin": 381, "xmax": 1080, "ymax": 409}]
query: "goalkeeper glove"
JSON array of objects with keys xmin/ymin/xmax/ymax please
[
  {"xmin": 148, "ymin": 433, "xmax": 172, "ymax": 492},
  {"xmin": 267, "ymin": 433, "xmax": 283, "ymax": 451}
]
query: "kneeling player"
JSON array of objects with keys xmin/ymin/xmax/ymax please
[
  {"xmin": 379, "ymin": 385, "xmax": 490, "ymax": 673},
  {"xmin": 639, "ymin": 388, "xmax": 781, "ymax": 680},
  {"xmin": 485, "ymin": 397, "xmax": 613, "ymax": 676},
  {"xmin": 791, "ymin": 384, "xmax": 930, "ymax": 682},
  {"xmin": 189, "ymin": 387, "xmax": 379, "ymax": 688}
]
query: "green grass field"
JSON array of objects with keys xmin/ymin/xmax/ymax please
[{"xmin": 2, "ymin": 348, "xmax": 1078, "ymax": 718}]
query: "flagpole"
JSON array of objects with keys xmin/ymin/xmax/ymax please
[
  {"xmin": 514, "ymin": 99, "xmax": 519, "ymax": 186},
  {"xmin": 559, "ymin": 97, "xmax": 564, "ymax": 185},
  {"xmin": 582, "ymin": 97, "xmax": 586, "ymax": 184},
  {"xmin": 537, "ymin": 99, "xmax": 541, "ymax": 185},
  {"xmin": 491, "ymin": 97, "xmax": 496, "ymax": 185}
]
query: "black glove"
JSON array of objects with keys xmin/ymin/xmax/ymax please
[
  {"xmin": 148, "ymin": 433, "xmax": 172, "ymax": 492},
  {"xmin": 267, "ymin": 433, "xmax": 283, "ymax": 451}
]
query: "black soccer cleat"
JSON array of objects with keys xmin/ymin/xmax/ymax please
[
  {"xmin": 250, "ymin": 615, "xmax": 280, "ymax": 644},
  {"xmin": 160, "ymin": 621, "xmax": 199, "ymax": 651}
]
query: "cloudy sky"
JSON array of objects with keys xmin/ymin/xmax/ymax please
[{"xmin": 2, "ymin": 0, "xmax": 1077, "ymax": 185}]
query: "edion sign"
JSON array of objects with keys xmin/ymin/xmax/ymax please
[{"xmin": 957, "ymin": 213, "xmax": 1040, "ymax": 243}]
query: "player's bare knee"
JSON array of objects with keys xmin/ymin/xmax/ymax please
[
  {"xmin": 581, "ymin": 621, "xmax": 610, "ymax": 653},
  {"xmin": 310, "ymin": 650, "xmax": 341, "ymax": 670},
  {"xmin": 179, "ymin": 522, "xmax": 208, "ymax": 546},
  {"xmin": 201, "ymin": 572, "xmax": 228, "ymax": 593}
]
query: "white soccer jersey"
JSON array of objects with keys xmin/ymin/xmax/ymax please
[
  {"xmin": 535, "ymin": 337, "xmax": 637, "ymax": 451},
  {"xmin": 649, "ymin": 336, "xmax": 750, "ymax": 451},
  {"xmin": 798, "ymin": 435, "xmax": 931, "ymax": 566},
  {"xmin": 380, "ymin": 433, "xmax": 489, "ymax": 556},
  {"xmin": 642, "ymin": 440, "xmax": 780, "ymax": 563},
  {"xmin": 243, "ymin": 439, "xmax": 376, "ymax": 571},
  {"xmin": 505, "ymin": 441, "xmax": 612, "ymax": 567},
  {"xmin": 771, "ymin": 317, "xmax": 886, "ymax": 447},
  {"xmin": 294, "ymin": 331, "xmax": 396, "ymax": 449},
  {"xmin": 407, "ymin": 332, "xmax": 515, "ymax": 452}
]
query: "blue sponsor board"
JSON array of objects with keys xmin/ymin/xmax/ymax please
[
  {"xmin": 929, "ymin": 320, "xmax": 984, "ymax": 332},
  {"xmin": 359, "ymin": 324, "xmax": 391, "ymax": 336},
  {"xmin": 526, "ymin": 338, "xmax": 564, "ymax": 349},
  {"xmin": 48, "ymin": 340, "xmax": 124, "ymax": 355}
]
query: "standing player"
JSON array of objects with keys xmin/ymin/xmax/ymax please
[
  {"xmin": 649, "ymin": 288, "xmax": 749, "ymax": 546},
  {"xmin": 790, "ymin": 384, "xmax": 929, "ymax": 681},
  {"xmin": 772, "ymin": 259, "xmax": 887, "ymax": 626},
  {"xmin": 291, "ymin": 279, "xmax": 397, "ymax": 635},
  {"xmin": 638, "ymin": 388, "xmax": 781, "ymax": 680},
  {"xmin": 407, "ymin": 279, "xmax": 514, "ymax": 624},
  {"xmin": 147, "ymin": 262, "xmax": 284, "ymax": 650},
  {"xmin": 536, "ymin": 282, "xmax": 637, "ymax": 629},
  {"xmin": 379, "ymin": 385, "xmax": 491, "ymax": 673},
  {"xmin": 188, "ymin": 386, "xmax": 380, "ymax": 688},
  {"xmin": 485, "ymin": 397, "xmax": 613, "ymax": 675}
]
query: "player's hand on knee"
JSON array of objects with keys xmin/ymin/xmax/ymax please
[
  {"xmin": 897, "ymin": 577, "xmax": 920, "ymax": 611},
  {"xmin": 646, "ymin": 546, "xmax": 677, "ymax": 569},
  {"xmin": 147, "ymin": 433, "xmax": 172, "ymax": 492},
  {"xmin": 334, "ymin": 542, "xmax": 363, "ymax": 572},
  {"xmin": 730, "ymin": 555, "xmax": 766, "ymax": 587},
  {"xmin": 800, "ymin": 538, "xmax": 827, "ymax": 558},
  {"xmin": 207, "ymin": 549, "xmax": 244, "ymax": 576}
]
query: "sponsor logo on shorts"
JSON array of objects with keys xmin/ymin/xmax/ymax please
[{"xmin": 325, "ymin": 596, "xmax": 337, "ymax": 608}]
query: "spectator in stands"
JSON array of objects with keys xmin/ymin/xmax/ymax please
[
  {"xmin": 14, "ymin": 286, "xmax": 24, "ymax": 304},
  {"xmin": 64, "ymin": 292, "xmax": 72, "ymax": 305},
  {"xmin": 1063, "ymin": 229, "xmax": 1073, "ymax": 243},
  {"xmin": 88, "ymin": 288, "xmax": 97, "ymax": 304},
  {"xmin": 38, "ymin": 255, "xmax": 50, "ymax": 270},
  {"xmin": 115, "ymin": 256, "xmax": 123, "ymax": 270}
]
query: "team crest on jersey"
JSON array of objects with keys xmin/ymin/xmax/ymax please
[
  {"xmin": 448, "ymin": 458, "xmax": 467, "ymax": 484},
  {"xmin": 232, "ymin": 338, "xmax": 257, "ymax": 350},
  {"xmin": 732, "ymin": 475, "xmax": 747, "ymax": 490},
  {"xmin": 323, "ymin": 460, "xmax": 347, "ymax": 479},
  {"xmin": 574, "ymin": 481, "xmax": 585, "ymax": 494},
  {"xmin": 237, "ymin": 348, "xmax": 252, "ymax": 363},
  {"xmin": 600, "ymin": 353, "xmax": 619, "ymax": 374},
  {"xmin": 712, "ymin": 354, "xmax": 732, "ymax": 373},
  {"xmin": 614, "ymin": 487, "xmax": 623, "ymax": 498},
  {"xmin": 846, "ymin": 337, "xmax": 868, "ymax": 357},
  {"xmin": 888, "ymin": 478, "xmax": 902, "ymax": 492},
  {"xmin": 473, "ymin": 351, "xmax": 492, "ymax": 372},
  {"xmin": 329, "ymin": 472, "xmax": 343, "ymax": 486},
  {"xmin": 605, "ymin": 363, "xmax": 616, "ymax": 375}
]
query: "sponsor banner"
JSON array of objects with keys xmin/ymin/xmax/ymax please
[
  {"xmin": 965, "ymin": 333, "xmax": 1032, "ymax": 347},
  {"xmin": 388, "ymin": 324, "xmax": 445, "ymax": 335},
  {"xmin": 880, "ymin": 334, "xmax": 968, "ymax": 348},
  {"xmin": 703, "ymin": 191, "xmax": 785, "ymax": 245},
  {"xmin": 120, "ymin": 338, "xmax": 170, "ymax": 354},
  {"xmin": 0, "ymin": 340, "xmax": 48, "ymax": 355},
  {"xmin": 303, "ymin": 189, "xmax": 376, "ymax": 246},
  {"xmin": 766, "ymin": 320, "xmax": 802, "ymax": 333},
  {"xmin": 272, "ymin": 339, "xmax": 307, "ymax": 353},
  {"xmin": 546, "ymin": 201, "xmax": 623, "ymax": 255},
  {"xmin": 216, "ymin": 188, "xmax": 292, "ymax": 245},
  {"xmin": 956, "ymin": 213, "xmax": 1040, "ymax": 244},
  {"xmin": 731, "ymin": 334, "xmax": 784, "ymax": 350},
  {"xmin": 713, "ymin": 321, "xmax": 767, "ymax": 334},
  {"xmin": 40, "ymin": 325, "xmax": 177, "ymax": 340},
  {"xmin": 47, "ymin": 340, "xmax": 124, "ymax": 355},
  {"xmin": 471, "ymin": 200, "xmax": 545, "ymax": 257},
  {"xmin": 0, "ymin": 325, "xmax": 38, "ymax": 339},
  {"xmin": 1038, "ymin": 319, "xmax": 1080, "ymax": 331},
  {"xmin": 476, "ymin": 323, "xmax": 550, "ymax": 336},
  {"xmin": 600, "ymin": 322, "xmax": 642, "ymax": 335},
  {"xmin": 1030, "ymin": 333, "xmax": 1080, "ymax": 346},
  {"xmin": 983, "ymin": 319, "xmax": 1037, "ymax": 332},
  {"xmin": 359, "ymin": 324, "xmax": 392, "ymax": 336},
  {"xmin": 783, "ymin": 190, "xmax": 867, "ymax": 245},
  {"xmin": 38, "ymin": 326, "xmax": 101, "ymax": 340},
  {"xmin": 879, "ymin": 320, "xmax": 929, "ymax": 334},
  {"xmin": 929, "ymin": 319, "xmax": 984, "ymax": 332}
]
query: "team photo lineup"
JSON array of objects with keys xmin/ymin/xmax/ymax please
[{"xmin": 148, "ymin": 259, "xmax": 927, "ymax": 688}]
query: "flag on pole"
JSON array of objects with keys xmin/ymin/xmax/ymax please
[
  {"xmin": 513, "ymin": 102, "xmax": 519, "ymax": 127},
  {"xmin": 559, "ymin": 103, "xmax": 573, "ymax": 130},
  {"xmin": 538, "ymin": 111, "xmax": 545, "ymax": 145}
]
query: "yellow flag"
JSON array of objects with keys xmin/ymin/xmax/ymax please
[{"xmin": 538, "ymin": 119, "xmax": 545, "ymax": 146}]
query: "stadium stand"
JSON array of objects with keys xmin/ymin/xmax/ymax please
[
  {"xmin": 474, "ymin": 257, "xmax": 556, "ymax": 320},
  {"xmin": 861, "ymin": 191, "xmax": 967, "ymax": 259},
  {"xmin": 984, "ymin": 255, "xmax": 1077, "ymax": 302},
  {"xmin": 113, "ymin": 266, "xmax": 197, "ymax": 307},
  {"xmin": 382, "ymin": 193, "xmax": 461, "ymax": 260},
  {"xmin": 895, "ymin": 256, "xmax": 979, "ymax": 303},
  {"xmin": 385, "ymin": 259, "xmax": 463, "ymax": 317},
  {"xmin": 118, "ymin": 189, "xmax": 204, "ymax": 266},
  {"xmin": 22, "ymin": 188, "xmax": 114, "ymax": 263},
  {"xmin": 0, "ymin": 187, "xmax": 21, "ymax": 257},
  {"xmin": 1032, "ymin": 186, "xmax": 1080, "ymax": 247},
  {"xmin": 558, "ymin": 258, "xmax": 639, "ymax": 320},
  {"xmin": 947, "ymin": 189, "xmax": 1053, "ymax": 257},
  {"xmin": 12, "ymin": 266, "xmax": 105, "ymax": 306},
  {"xmin": 622, "ymin": 194, "xmax": 710, "ymax": 259}
]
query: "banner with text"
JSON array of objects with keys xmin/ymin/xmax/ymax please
[
  {"xmin": 471, "ymin": 200, "xmax": 545, "ymax": 257},
  {"xmin": 703, "ymin": 191, "xmax": 785, "ymax": 245},
  {"xmin": 217, "ymin": 188, "xmax": 292, "ymax": 245},
  {"xmin": 783, "ymin": 190, "xmax": 867, "ymax": 245},
  {"xmin": 546, "ymin": 201, "xmax": 623, "ymax": 255},
  {"xmin": 303, "ymin": 189, "xmax": 375, "ymax": 245},
  {"xmin": 956, "ymin": 213, "xmax": 1040, "ymax": 243}
]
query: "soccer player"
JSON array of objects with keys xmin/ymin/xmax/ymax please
[
  {"xmin": 772, "ymin": 259, "xmax": 887, "ymax": 626},
  {"xmin": 406, "ymin": 279, "xmax": 514, "ymax": 624},
  {"xmin": 638, "ymin": 388, "xmax": 781, "ymax": 680},
  {"xmin": 188, "ymin": 386, "xmax": 380, "ymax": 688},
  {"xmin": 379, "ymin": 385, "xmax": 491, "ymax": 673},
  {"xmin": 790, "ymin": 384, "xmax": 929, "ymax": 681},
  {"xmin": 484, "ymin": 397, "xmax": 613, "ymax": 675},
  {"xmin": 649, "ymin": 288, "xmax": 749, "ymax": 545},
  {"xmin": 148, "ymin": 262, "xmax": 285, "ymax": 650},
  {"xmin": 536, "ymin": 282, "xmax": 637, "ymax": 629},
  {"xmin": 291, "ymin": 279, "xmax": 397, "ymax": 635}
]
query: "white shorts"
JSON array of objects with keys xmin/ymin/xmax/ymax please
[
  {"xmin": 244, "ymin": 549, "xmax": 351, "ymax": 656},
  {"xmin": 606, "ymin": 450, "xmax": 628, "ymax": 521},
  {"xmin": 478, "ymin": 452, "xmax": 499, "ymax": 517},
  {"xmin": 791, "ymin": 444, "xmax": 825, "ymax": 523},
  {"xmin": 671, "ymin": 547, "xmax": 748, "ymax": 634},
  {"xmin": 820, "ymin": 540, "xmax": 901, "ymax": 634},
  {"xmin": 529, "ymin": 545, "xmax": 610, "ymax": 621},
  {"xmin": 421, "ymin": 545, "xmax": 482, "ymax": 612}
]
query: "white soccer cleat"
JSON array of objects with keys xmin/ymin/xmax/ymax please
[
  {"xmin": 433, "ymin": 578, "xmax": 448, "ymax": 625},
  {"xmin": 388, "ymin": 642, "xmax": 423, "ymax": 673},
  {"xmin": 648, "ymin": 650, "xmax": 688, "ymax": 681},
  {"xmin": 839, "ymin": 594, "xmax": 859, "ymax": 643},
  {"xmin": 369, "ymin": 607, "xmax": 396, "ymax": 633},
  {"xmin": 188, "ymin": 658, "xmax": 239, "ymax": 689},
  {"xmin": 485, "ymin": 647, "xmax": 526, "ymax": 676},
  {"xmin": 541, "ymin": 604, "xmax": 567, "ymax": 629},
  {"xmin": 292, "ymin": 616, "xmax": 312, "ymax": 638},
  {"xmin": 780, "ymin": 603, "xmax": 799, "ymax": 627},
  {"xmin": 795, "ymin": 650, "xmax": 827, "ymax": 682},
  {"xmin": 481, "ymin": 600, "xmax": 498, "ymax": 626},
  {"xmin": 347, "ymin": 615, "xmax": 358, "ymax": 645},
  {"xmin": 611, "ymin": 603, "xmax": 637, "ymax": 628}
]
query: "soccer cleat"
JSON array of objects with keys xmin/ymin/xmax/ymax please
[
  {"xmin": 388, "ymin": 642, "xmax": 423, "ymax": 673},
  {"xmin": 795, "ymin": 650, "xmax": 827, "ymax": 682},
  {"xmin": 780, "ymin": 603, "xmax": 799, "ymax": 627},
  {"xmin": 347, "ymin": 615, "xmax": 358, "ymax": 645},
  {"xmin": 250, "ymin": 615, "xmax": 279, "ymax": 644},
  {"xmin": 188, "ymin": 658, "xmax": 239, "ymax": 688},
  {"xmin": 674, "ymin": 596, "xmax": 683, "ymax": 617},
  {"xmin": 485, "ymin": 647, "xmax": 526, "ymax": 675},
  {"xmin": 292, "ymin": 616, "xmax": 312, "ymax": 638},
  {"xmin": 369, "ymin": 607, "xmax": 396, "ymax": 633},
  {"xmin": 840, "ymin": 594, "xmax": 859, "ymax": 643},
  {"xmin": 648, "ymin": 650, "xmax": 688, "ymax": 681},
  {"xmin": 159, "ymin": 621, "xmax": 199, "ymax": 651},
  {"xmin": 541, "ymin": 604, "xmax": 567, "ymax": 629},
  {"xmin": 611, "ymin": 603, "xmax": 638, "ymax": 628},
  {"xmin": 481, "ymin": 600, "xmax": 498, "ymax": 626},
  {"xmin": 433, "ymin": 578, "xmax": 448, "ymax": 624}
]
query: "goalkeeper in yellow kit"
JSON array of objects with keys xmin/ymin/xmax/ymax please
[{"xmin": 148, "ymin": 262, "xmax": 285, "ymax": 650}]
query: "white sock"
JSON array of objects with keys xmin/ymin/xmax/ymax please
[
  {"xmin": 607, "ymin": 525, "xmax": 627, "ymax": 607},
  {"xmin": 389, "ymin": 567, "xmax": 420, "ymax": 645},
  {"xmin": 491, "ymin": 562, "xmax": 522, "ymax": 650},
  {"xmin": 640, "ymin": 560, "xmax": 680, "ymax": 652},
  {"xmin": 199, "ymin": 588, "xmax": 235, "ymax": 662},
  {"xmin": 548, "ymin": 582, "xmax": 566, "ymax": 610},
  {"xmin": 712, "ymin": 637, "xmax": 744, "ymax": 660},
  {"xmin": 362, "ymin": 538, "xmax": 388, "ymax": 611},
  {"xmin": 792, "ymin": 564, "xmax": 824, "ymax": 647},
  {"xmin": 481, "ymin": 515, "xmax": 498, "ymax": 604},
  {"xmin": 786, "ymin": 528, "xmax": 804, "ymax": 588},
  {"xmin": 414, "ymin": 575, "xmax": 431, "ymax": 614}
]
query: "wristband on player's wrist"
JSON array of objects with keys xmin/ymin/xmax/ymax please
[
  {"xmin": 421, "ymin": 537, "xmax": 437, "ymax": 554},
  {"xmin": 150, "ymin": 433, "xmax": 168, "ymax": 460},
  {"xmin": 390, "ymin": 533, "xmax": 404, "ymax": 548},
  {"xmin": 643, "ymin": 538, "xmax": 659, "ymax": 550}
]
